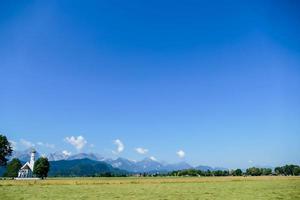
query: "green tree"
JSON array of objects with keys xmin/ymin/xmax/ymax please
[
  {"xmin": 33, "ymin": 157, "xmax": 50, "ymax": 179},
  {"xmin": 261, "ymin": 168, "xmax": 272, "ymax": 175},
  {"xmin": 4, "ymin": 158, "xmax": 22, "ymax": 177},
  {"xmin": 246, "ymin": 167, "xmax": 262, "ymax": 176},
  {"xmin": 283, "ymin": 165, "xmax": 293, "ymax": 175},
  {"xmin": 0, "ymin": 135, "xmax": 13, "ymax": 166},
  {"xmin": 274, "ymin": 167, "xmax": 283, "ymax": 175},
  {"xmin": 283, "ymin": 165, "xmax": 300, "ymax": 176},
  {"xmin": 223, "ymin": 170, "xmax": 229, "ymax": 176},
  {"xmin": 213, "ymin": 170, "xmax": 224, "ymax": 176},
  {"xmin": 205, "ymin": 170, "xmax": 212, "ymax": 176},
  {"xmin": 293, "ymin": 166, "xmax": 300, "ymax": 176},
  {"xmin": 274, "ymin": 165, "xmax": 300, "ymax": 176},
  {"xmin": 233, "ymin": 169, "xmax": 243, "ymax": 176}
]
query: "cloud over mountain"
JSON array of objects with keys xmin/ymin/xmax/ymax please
[
  {"xmin": 113, "ymin": 139, "xmax": 124, "ymax": 154},
  {"xmin": 135, "ymin": 147, "xmax": 148, "ymax": 154},
  {"xmin": 62, "ymin": 150, "xmax": 72, "ymax": 156},
  {"xmin": 20, "ymin": 139, "xmax": 35, "ymax": 148},
  {"xmin": 177, "ymin": 150, "xmax": 185, "ymax": 158},
  {"xmin": 37, "ymin": 142, "xmax": 55, "ymax": 149},
  {"xmin": 65, "ymin": 136, "xmax": 87, "ymax": 151}
]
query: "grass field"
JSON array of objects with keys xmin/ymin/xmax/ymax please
[{"xmin": 1, "ymin": 176, "xmax": 299, "ymax": 200}]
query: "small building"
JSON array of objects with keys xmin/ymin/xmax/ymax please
[{"xmin": 17, "ymin": 149, "xmax": 36, "ymax": 178}]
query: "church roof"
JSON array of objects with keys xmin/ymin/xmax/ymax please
[{"xmin": 21, "ymin": 162, "xmax": 34, "ymax": 171}]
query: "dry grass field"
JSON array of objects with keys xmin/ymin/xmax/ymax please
[{"xmin": 1, "ymin": 176, "xmax": 300, "ymax": 200}]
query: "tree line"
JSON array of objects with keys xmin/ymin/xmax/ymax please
[
  {"xmin": 274, "ymin": 165, "xmax": 300, "ymax": 176},
  {"xmin": 166, "ymin": 165, "xmax": 300, "ymax": 177}
]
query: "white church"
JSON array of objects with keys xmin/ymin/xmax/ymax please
[{"xmin": 16, "ymin": 149, "xmax": 39, "ymax": 179}]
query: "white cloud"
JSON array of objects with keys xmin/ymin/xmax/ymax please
[
  {"xmin": 62, "ymin": 150, "xmax": 72, "ymax": 156},
  {"xmin": 89, "ymin": 144, "xmax": 95, "ymax": 148},
  {"xmin": 113, "ymin": 139, "xmax": 124, "ymax": 154},
  {"xmin": 248, "ymin": 160, "xmax": 253, "ymax": 163},
  {"xmin": 149, "ymin": 156, "xmax": 157, "ymax": 161},
  {"xmin": 9, "ymin": 140, "xmax": 17, "ymax": 150},
  {"xmin": 176, "ymin": 150, "xmax": 185, "ymax": 158},
  {"xmin": 20, "ymin": 139, "xmax": 35, "ymax": 148},
  {"xmin": 65, "ymin": 136, "xmax": 87, "ymax": 151},
  {"xmin": 135, "ymin": 147, "xmax": 148, "ymax": 154},
  {"xmin": 37, "ymin": 142, "xmax": 55, "ymax": 149}
]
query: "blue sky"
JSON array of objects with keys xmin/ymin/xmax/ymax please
[{"xmin": 0, "ymin": 0, "xmax": 299, "ymax": 168}]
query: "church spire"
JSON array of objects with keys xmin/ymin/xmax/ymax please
[{"xmin": 30, "ymin": 148, "xmax": 36, "ymax": 165}]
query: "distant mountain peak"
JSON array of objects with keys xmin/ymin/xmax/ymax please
[
  {"xmin": 67, "ymin": 152, "xmax": 104, "ymax": 161},
  {"xmin": 142, "ymin": 157, "xmax": 159, "ymax": 162},
  {"xmin": 48, "ymin": 151, "xmax": 70, "ymax": 161},
  {"xmin": 10, "ymin": 150, "xmax": 228, "ymax": 173},
  {"xmin": 10, "ymin": 148, "xmax": 41, "ymax": 162},
  {"xmin": 47, "ymin": 152, "xmax": 104, "ymax": 162}
]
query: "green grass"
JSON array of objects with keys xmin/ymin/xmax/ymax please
[{"xmin": 1, "ymin": 176, "xmax": 299, "ymax": 200}]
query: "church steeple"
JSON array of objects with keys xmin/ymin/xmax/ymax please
[{"xmin": 30, "ymin": 149, "xmax": 36, "ymax": 166}]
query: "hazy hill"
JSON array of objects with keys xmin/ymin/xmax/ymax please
[
  {"xmin": 164, "ymin": 162, "xmax": 193, "ymax": 171},
  {"xmin": 48, "ymin": 158, "xmax": 128, "ymax": 177}
]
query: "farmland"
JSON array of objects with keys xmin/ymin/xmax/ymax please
[{"xmin": 1, "ymin": 176, "xmax": 300, "ymax": 200}]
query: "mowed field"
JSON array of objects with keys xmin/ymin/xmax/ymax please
[{"xmin": 1, "ymin": 176, "xmax": 300, "ymax": 200}]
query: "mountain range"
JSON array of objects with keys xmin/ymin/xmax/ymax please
[
  {"xmin": 48, "ymin": 152, "xmax": 105, "ymax": 162},
  {"xmin": 47, "ymin": 150, "xmax": 196, "ymax": 172},
  {"xmin": 7, "ymin": 149, "xmax": 227, "ymax": 175}
]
